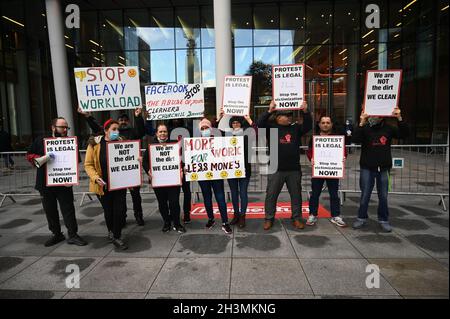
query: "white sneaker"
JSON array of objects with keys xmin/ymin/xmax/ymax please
[
  {"xmin": 330, "ymin": 216, "xmax": 347, "ymax": 227},
  {"xmin": 306, "ymin": 215, "xmax": 318, "ymax": 226}
]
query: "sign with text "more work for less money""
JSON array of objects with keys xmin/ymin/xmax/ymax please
[
  {"xmin": 145, "ymin": 83, "xmax": 204, "ymax": 120},
  {"xmin": 363, "ymin": 70, "xmax": 402, "ymax": 116},
  {"xmin": 272, "ymin": 64, "xmax": 305, "ymax": 110},
  {"xmin": 149, "ymin": 142, "xmax": 182, "ymax": 188},
  {"xmin": 44, "ymin": 137, "xmax": 79, "ymax": 187},
  {"xmin": 106, "ymin": 140, "xmax": 142, "ymax": 191},
  {"xmin": 183, "ymin": 136, "xmax": 246, "ymax": 182},
  {"xmin": 222, "ymin": 76, "xmax": 252, "ymax": 116},
  {"xmin": 75, "ymin": 67, "xmax": 142, "ymax": 112},
  {"xmin": 312, "ymin": 135, "xmax": 345, "ymax": 179}
]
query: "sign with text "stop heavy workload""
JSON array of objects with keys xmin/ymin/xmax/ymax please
[
  {"xmin": 44, "ymin": 137, "xmax": 79, "ymax": 187},
  {"xmin": 75, "ymin": 66, "xmax": 142, "ymax": 112},
  {"xmin": 106, "ymin": 140, "xmax": 142, "ymax": 191}
]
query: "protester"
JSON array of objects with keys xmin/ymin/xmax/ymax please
[
  {"xmin": 26, "ymin": 118, "xmax": 87, "ymax": 247},
  {"xmin": 257, "ymin": 100, "xmax": 312, "ymax": 230},
  {"xmin": 0, "ymin": 121, "xmax": 14, "ymax": 169},
  {"xmin": 84, "ymin": 119, "xmax": 128, "ymax": 250},
  {"xmin": 352, "ymin": 108, "xmax": 409, "ymax": 232}
]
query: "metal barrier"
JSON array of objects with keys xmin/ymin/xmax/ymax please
[{"xmin": 1, "ymin": 144, "xmax": 448, "ymax": 211}]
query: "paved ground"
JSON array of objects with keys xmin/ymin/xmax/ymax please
[{"xmin": 0, "ymin": 190, "xmax": 448, "ymax": 299}]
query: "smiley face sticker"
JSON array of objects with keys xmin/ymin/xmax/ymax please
[
  {"xmin": 220, "ymin": 171, "xmax": 228, "ymax": 179},
  {"xmin": 205, "ymin": 172, "xmax": 214, "ymax": 180},
  {"xmin": 234, "ymin": 170, "xmax": 243, "ymax": 178},
  {"xmin": 230, "ymin": 137, "xmax": 238, "ymax": 146},
  {"xmin": 190, "ymin": 173, "xmax": 198, "ymax": 181},
  {"xmin": 128, "ymin": 68, "xmax": 137, "ymax": 78}
]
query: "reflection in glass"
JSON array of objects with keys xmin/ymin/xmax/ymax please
[
  {"xmin": 151, "ymin": 50, "xmax": 175, "ymax": 83},
  {"xmin": 201, "ymin": 49, "xmax": 216, "ymax": 87},
  {"xmin": 235, "ymin": 47, "xmax": 252, "ymax": 75},
  {"xmin": 176, "ymin": 49, "xmax": 201, "ymax": 84}
]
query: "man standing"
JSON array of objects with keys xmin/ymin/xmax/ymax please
[
  {"xmin": 257, "ymin": 100, "xmax": 312, "ymax": 230},
  {"xmin": 26, "ymin": 118, "xmax": 87, "ymax": 247},
  {"xmin": 352, "ymin": 108, "xmax": 409, "ymax": 232}
]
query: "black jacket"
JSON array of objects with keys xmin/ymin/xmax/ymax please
[
  {"xmin": 257, "ymin": 111, "xmax": 313, "ymax": 172},
  {"xmin": 0, "ymin": 130, "xmax": 13, "ymax": 152},
  {"xmin": 353, "ymin": 120, "xmax": 409, "ymax": 170},
  {"xmin": 85, "ymin": 115, "xmax": 145, "ymax": 140}
]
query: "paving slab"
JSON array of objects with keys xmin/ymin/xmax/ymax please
[{"xmin": 290, "ymin": 234, "xmax": 363, "ymax": 259}]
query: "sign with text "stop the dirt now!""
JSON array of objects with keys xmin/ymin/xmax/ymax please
[
  {"xmin": 149, "ymin": 142, "xmax": 182, "ymax": 188},
  {"xmin": 44, "ymin": 137, "xmax": 79, "ymax": 187},
  {"xmin": 145, "ymin": 83, "xmax": 204, "ymax": 121},
  {"xmin": 183, "ymin": 136, "xmax": 246, "ymax": 182},
  {"xmin": 106, "ymin": 140, "xmax": 142, "ymax": 191},
  {"xmin": 363, "ymin": 70, "xmax": 402, "ymax": 116},
  {"xmin": 75, "ymin": 66, "xmax": 142, "ymax": 112},
  {"xmin": 272, "ymin": 64, "xmax": 305, "ymax": 110},
  {"xmin": 222, "ymin": 76, "xmax": 252, "ymax": 116},
  {"xmin": 312, "ymin": 135, "xmax": 345, "ymax": 179}
]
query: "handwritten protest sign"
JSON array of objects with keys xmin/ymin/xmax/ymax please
[
  {"xmin": 312, "ymin": 135, "xmax": 345, "ymax": 179},
  {"xmin": 44, "ymin": 137, "xmax": 79, "ymax": 187},
  {"xmin": 222, "ymin": 76, "xmax": 252, "ymax": 116},
  {"xmin": 106, "ymin": 140, "xmax": 142, "ymax": 191},
  {"xmin": 145, "ymin": 83, "xmax": 204, "ymax": 120},
  {"xmin": 183, "ymin": 136, "xmax": 246, "ymax": 182},
  {"xmin": 272, "ymin": 64, "xmax": 305, "ymax": 110},
  {"xmin": 363, "ymin": 70, "xmax": 402, "ymax": 116},
  {"xmin": 75, "ymin": 66, "xmax": 141, "ymax": 112},
  {"xmin": 149, "ymin": 142, "xmax": 182, "ymax": 188}
]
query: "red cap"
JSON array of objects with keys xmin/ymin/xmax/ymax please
[{"xmin": 103, "ymin": 119, "xmax": 113, "ymax": 130}]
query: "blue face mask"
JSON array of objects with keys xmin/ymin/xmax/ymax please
[
  {"xmin": 109, "ymin": 131, "xmax": 120, "ymax": 141},
  {"xmin": 201, "ymin": 129, "xmax": 211, "ymax": 137}
]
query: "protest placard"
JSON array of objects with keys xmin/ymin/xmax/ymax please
[
  {"xmin": 363, "ymin": 70, "xmax": 402, "ymax": 116},
  {"xmin": 149, "ymin": 142, "xmax": 182, "ymax": 188},
  {"xmin": 44, "ymin": 137, "xmax": 79, "ymax": 187},
  {"xmin": 312, "ymin": 135, "xmax": 345, "ymax": 179},
  {"xmin": 272, "ymin": 64, "xmax": 305, "ymax": 110},
  {"xmin": 106, "ymin": 140, "xmax": 142, "ymax": 191},
  {"xmin": 75, "ymin": 66, "xmax": 142, "ymax": 112},
  {"xmin": 183, "ymin": 136, "xmax": 246, "ymax": 182},
  {"xmin": 145, "ymin": 83, "xmax": 204, "ymax": 120},
  {"xmin": 222, "ymin": 76, "xmax": 252, "ymax": 116}
]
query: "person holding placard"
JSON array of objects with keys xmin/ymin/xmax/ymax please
[
  {"xmin": 352, "ymin": 108, "xmax": 409, "ymax": 232},
  {"xmin": 306, "ymin": 116, "xmax": 347, "ymax": 227},
  {"xmin": 143, "ymin": 124, "xmax": 186, "ymax": 234},
  {"xmin": 84, "ymin": 119, "xmax": 128, "ymax": 250},
  {"xmin": 78, "ymin": 107, "xmax": 146, "ymax": 226},
  {"xmin": 257, "ymin": 100, "xmax": 312, "ymax": 230},
  {"xmin": 26, "ymin": 118, "xmax": 87, "ymax": 247}
]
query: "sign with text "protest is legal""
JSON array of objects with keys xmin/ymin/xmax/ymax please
[
  {"xmin": 44, "ymin": 137, "xmax": 79, "ymax": 187},
  {"xmin": 312, "ymin": 135, "xmax": 345, "ymax": 179},
  {"xmin": 272, "ymin": 64, "xmax": 305, "ymax": 110},
  {"xmin": 222, "ymin": 76, "xmax": 252, "ymax": 116}
]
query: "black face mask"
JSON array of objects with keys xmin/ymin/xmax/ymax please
[{"xmin": 54, "ymin": 131, "xmax": 63, "ymax": 137}]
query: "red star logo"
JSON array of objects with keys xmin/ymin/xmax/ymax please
[{"xmin": 380, "ymin": 136, "xmax": 387, "ymax": 145}]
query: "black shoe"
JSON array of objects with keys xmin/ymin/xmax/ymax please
[
  {"xmin": 107, "ymin": 231, "xmax": 114, "ymax": 242},
  {"xmin": 44, "ymin": 233, "xmax": 65, "ymax": 247},
  {"xmin": 135, "ymin": 215, "xmax": 145, "ymax": 226},
  {"xmin": 122, "ymin": 220, "xmax": 128, "ymax": 228},
  {"xmin": 183, "ymin": 213, "xmax": 191, "ymax": 224},
  {"xmin": 162, "ymin": 223, "xmax": 171, "ymax": 233},
  {"xmin": 222, "ymin": 223, "xmax": 232, "ymax": 234},
  {"xmin": 229, "ymin": 214, "xmax": 240, "ymax": 225},
  {"xmin": 173, "ymin": 224, "xmax": 186, "ymax": 233},
  {"xmin": 112, "ymin": 238, "xmax": 128, "ymax": 250},
  {"xmin": 67, "ymin": 234, "xmax": 88, "ymax": 246},
  {"xmin": 205, "ymin": 219, "xmax": 215, "ymax": 229}
]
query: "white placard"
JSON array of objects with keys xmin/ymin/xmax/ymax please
[
  {"xmin": 75, "ymin": 66, "xmax": 142, "ymax": 112},
  {"xmin": 44, "ymin": 137, "xmax": 79, "ymax": 187},
  {"xmin": 272, "ymin": 64, "xmax": 305, "ymax": 110},
  {"xmin": 222, "ymin": 75, "xmax": 252, "ymax": 116},
  {"xmin": 363, "ymin": 70, "xmax": 402, "ymax": 116},
  {"xmin": 149, "ymin": 142, "xmax": 182, "ymax": 188},
  {"xmin": 312, "ymin": 135, "xmax": 345, "ymax": 179},
  {"xmin": 183, "ymin": 136, "xmax": 246, "ymax": 182},
  {"xmin": 145, "ymin": 83, "xmax": 204, "ymax": 120},
  {"xmin": 107, "ymin": 140, "xmax": 142, "ymax": 191}
]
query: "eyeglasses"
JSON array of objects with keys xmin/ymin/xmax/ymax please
[{"xmin": 55, "ymin": 126, "xmax": 70, "ymax": 130}]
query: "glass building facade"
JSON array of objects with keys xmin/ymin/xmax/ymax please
[{"xmin": 0, "ymin": 0, "xmax": 448, "ymax": 149}]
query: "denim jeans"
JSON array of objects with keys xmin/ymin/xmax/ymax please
[
  {"xmin": 309, "ymin": 178, "xmax": 341, "ymax": 217},
  {"xmin": 199, "ymin": 180, "xmax": 228, "ymax": 223},
  {"xmin": 357, "ymin": 168, "xmax": 390, "ymax": 222},
  {"xmin": 227, "ymin": 176, "xmax": 250, "ymax": 216}
]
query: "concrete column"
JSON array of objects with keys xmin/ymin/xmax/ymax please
[
  {"xmin": 213, "ymin": 0, "xmax": 233, "ymax": 117},
  {"xmin": 378, "ymin": 29, "xmax": 388, "ymax": 70},
  {"xmin": 45, "ymin": 0, "xmax": 74, "ymax": 131}
]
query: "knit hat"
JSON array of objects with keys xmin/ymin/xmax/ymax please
[
  {"xmin": 199, "ymin": 118, "xmax": 212, "ymax": 129},
  {"xmin": 103, "ymin": 119, "xmax": 114, "ymax": 130}
]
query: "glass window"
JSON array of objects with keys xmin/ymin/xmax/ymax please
[
  {"xmin": 254, "ymin": 46, "xmax": 279, "ymax": 66},
  {"xmin": 1, "ymin": 0, "xmax": 26, "ymax": 50},
  {"xmin": 334, "ymin": 1, "xmax": 360, "ymax": 44},
  {"xmin": 151, "ymin": 50, "xmax": 175, "ymax": 83},
  {"xmin": 253, "ymin": 4, "xmax": 279, "ymax": 46},
  {"xmin": 175, "ymin": 8, "xmax": 200, "ymax": 49},
  {"xmin": 201, "ymin": 6, "xmax": 215, "ymax": 48},
  {"xmin": 100, "ymin": 10, "xmax": 124, "ymax": 52},
  {"xmin": 232, "ymin": 5, "xmax": 252, "ymax": 47},
  {"xmin": 75, "ymin": 11, "xmax": 99, "ymax": 54},
  {"xmin": 280, "ymin": 3, "xmax": 306, "ymax": 45},
  {"xmin": 176, "ymin": 49, "xmax": 201, "ymax": 84},
  {"xmin": 201, "ymin": 49, "xmax": 215, "ymax": 87},
  {"xmin": 235, "ymin": 47, "xmax": 253, "ymax": 75},
  {"xmin": 305, "ymin": 1, "xmax": 332, "ymax": 45}
]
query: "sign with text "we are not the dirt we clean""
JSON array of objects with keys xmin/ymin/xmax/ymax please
[
  {"xmin": 363, "ymin": 69, "xmax": 402, "ymax": 116},
  {"xmin": 75, "ymin": 67, "xmax": 142, "ymax": 112}
]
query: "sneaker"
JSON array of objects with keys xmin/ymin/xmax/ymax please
[
  {"xmin": 162, "ymin": 223, "xmax": 171, "ymax": 233},
  {"xmin": 44, "ymin": 233, "xmax": 65, "ymax": 247},
  {"xmin": 173, "ymin": 224, "xmax": 186, "ymax": 233},
  {"xmin": 330, "ymin": 216, "xmax": 347, "ymax": 228},
  {"xmin": 205, "ymin": 219, "xmax": 216, "ymax": 229},
  {"xmin": 306, "ymin": 215, "xmax": 318, "ymax": 226},
  {"xmin": 352, "ymin": 218, "xmax": 368, "ymax": 229},
  {"xmin": 222, "ymin": 223, "xmax": 232, "ymax": 234},
  {"xmin": 67, "ymin": 234, "xmax": 88, "ymax": 246},
  {"xmin": 229, "ymin": 214, "xmax": 240, "ymax": 225},
  {"xmin": 112, "ymin": 238, "xmax": 128, "ymax": 250},
  {"xmin": 107, "ymin": 231, "xmax": 114, "ymax": 242},
  {"xmin": 238, "ymin": 215, "xmax": 246, "ymax": 228},
  {"xmin": 183, "ymin": 213, "xmax": 191, "ymax": 224},
  {"xmin": 379, "ymin": 221, "xmax": 392, "ymax": 233}
]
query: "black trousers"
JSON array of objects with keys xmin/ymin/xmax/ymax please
[
  {"xmin": 154, "ymin": 186, "xmax": 181, "ymax": 226},
  {"xmin": 181, "ymin": 178, "xmax": 191, "ymax": 215},
  {"xmin": 98, "ymin": 189, "xmax": 127, "ymax": 239},
  {"xmin": 40, "ymin": 187, "xmax": 78, "ymax": 237},
  {"xmin": 125, "ymin": 186, "xmax": 142, "ymax": 219}
]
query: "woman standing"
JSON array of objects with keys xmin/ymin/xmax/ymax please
[{"xmin": 84, "ymin": 119, "xmax": 128, "ymax": 250}]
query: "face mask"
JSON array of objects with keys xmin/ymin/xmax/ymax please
[
  {"xmin": 54, "ymin": 132, "xmax": 63, "ymax": 138},
  {"xmin": 368, "ymin": 117, "xmax": 382, "ymax": 127},
  {"xmin": 109, "ymin": 131, "xmax": 120, "ymax": 141},
  {"xmin": 201, "ymin": 129, "xmax": 211, "ymax": 137},
  {"xmin": 158, "ymin": 137, "xmax": 167, "ymax": 143}
]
